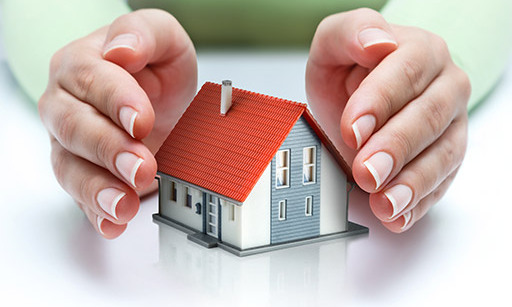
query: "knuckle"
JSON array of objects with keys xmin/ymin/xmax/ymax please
[
  {"xmin": 73, "ymin": 62, "xmax": 97, "ymax": 100},
  {"xmin": 431, "ymin": 34, "xmax": 450, "ymax": 61},
  {"xmin": 389, "ymin": 129, "xmax": 414, "ymax": 161},
  {"xmin": 370, "ymin": 82, "xmax": 395, "ymax": 117},
  {"xmin": 438, "ymin": 130, "xmax": 466, "ymax": 176},
  {"xmin": 94, "ymin": 132, "xmax": 113, "ymax": 167},
  {"xmin": 316, "ymin": 14, "xmax": 336, "ymax": 33},
  {"xmin": 77, "ymin": 174, "xmax": 92, "ymax": 205},
  {"xmin": 54, "ymin": 108, "xmax": 78, "ymax": 148},
  {"xmin": 399, "ymin": 58, "xmax": 424, "ymax": 97},
  {"xmin": 422, "ymin": 99, "xmax": 449, "ymax": 137},
  {"xmin": 438, "ymin": 141, "xmax": 458, "ymax": 172}
]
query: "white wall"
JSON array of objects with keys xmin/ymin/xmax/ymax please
[
  {"xmin": 319, "ymin": 145, "xmax": 348, "ymax": 235},
  {"xmin": 160, "ymin": 178, "xmax": 203, "ymax": 231},
  {"xmin": 238, "ymin": 165, "xmax": 271, "ymax": 250},
  {"xmin": 220, "ymin": 199, "xmax": 242, "ymax": 247}
]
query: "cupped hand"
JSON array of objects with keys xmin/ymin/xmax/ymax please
[
  {"xmin": 306, "ymin": 8, "xmax": 470, "ymax": 232},
  {"xmin": 38, "ymin": 9, "xmax": 197, "ymax": 238}
]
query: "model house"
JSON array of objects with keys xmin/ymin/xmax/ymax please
[{"xmin": 154, "ymin": 81, "xmax": 367, "ymax": 256}]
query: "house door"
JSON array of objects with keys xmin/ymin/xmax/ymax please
[{"xmin": 206, "ymin": 194, "xmax": 219, "ymax": 238}]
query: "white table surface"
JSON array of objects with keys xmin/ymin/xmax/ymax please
[{"xmin": 1, "ymin": 40, "xmax": 511, "ymax": 306}]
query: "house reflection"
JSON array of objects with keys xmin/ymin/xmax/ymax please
[{"xmin": 155, "ymin": 222, "xmax": 361, "ymax": 305}]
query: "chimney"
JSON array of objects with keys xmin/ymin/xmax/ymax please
[{"xmin": 220, "ymin": 80, "xmax": 232, "ymax": 116}]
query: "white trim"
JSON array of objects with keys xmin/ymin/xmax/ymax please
[
  {"xmin": 278, "ymin": 200, "xmax": 287, "ymax": 221},
  {"xmin": 276, "ymin": 149, "xmax": 290, "ymax": 189},
  {"xmin": 305, "ymin": 196, "xmax": 313, "ymax": 216},
  {"xmin": 303, "ymin": 146, "xmax": 316, "ymax": 185}
]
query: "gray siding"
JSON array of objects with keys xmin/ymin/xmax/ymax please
[{"xmin": 271, "ymin": 116, "xmax": 321, "ymax": 244}]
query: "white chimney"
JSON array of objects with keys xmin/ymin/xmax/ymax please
[{"xmin": 220, "ymin": 80, "xmax": 232, "ymax": 116}]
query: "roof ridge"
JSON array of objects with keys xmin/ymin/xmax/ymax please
[{"xmin": 203, "ymin": 81, "xmax": 308, "ymax": 110}]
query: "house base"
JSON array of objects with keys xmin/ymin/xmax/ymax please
[{"xmin": 153, "ymin": 213, "xmax": 368, "ymax": 257}]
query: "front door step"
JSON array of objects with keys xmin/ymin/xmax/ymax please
[{"xmin": 188, "ymin": 232, "xmax": 219, "ymax": 248}]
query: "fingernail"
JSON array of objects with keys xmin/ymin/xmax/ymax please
[
  {"xmin": 97, "ymin": 188, "xmax": 126, "ymax": 220},
  {"xmin": 363, "ymin": 152, "xmax": 393, "ymax": 190},
  {"xmin": 97, "ymin": 216, "xmax": 106, "ymax": 235},
  {"xmin": 103, "ymin": 33, "xmax": 138, "ymax": 56},
  {"xmin": 119, "ymin": 106, "xmax": 138, "ymax": 138},
  {"xmin": 384, "ymin": 184, "xmax": 413, "ymax": 220},
  {"xmin": 115, "ymin": 152, "xmax": 144, "ymax": 188},
  {"xmin": 358, "ymin": 28, "xmax": 397, "ymax": 49},
  {"xmin": 401, "ymin": 211, "xmax": 412, "ymax": 230},
  {"xmin": 352, "ymin": 114, "xmax": 376, "ymax": 149}
]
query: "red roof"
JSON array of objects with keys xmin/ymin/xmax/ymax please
[{"xmin": 155, "ymin": 82, "xmax": 351, "ymax": 203}]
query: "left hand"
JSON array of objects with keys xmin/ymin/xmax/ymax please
[{"xmin": 306, "ymin": 8, "xmax": 470, "ymax": 232}]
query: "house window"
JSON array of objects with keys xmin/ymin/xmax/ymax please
[
  {"xmin": 185, "ymin": 187, "xmax": 192, "ymax": 208},
  {"xmin": 278, "ymin": 200, "xmax": 287, "ymax": 221},
  {"xmin": 303, "ymin": 146, "xmax": 316, "ymax": 184},
  {"xmin": 276, "ymin": 149, "xmax": 290, "ymax": 189},
  {"xmin": 170, "ymin": 181, "xmax": 177, "ymax": 202},
  {"xmin": 305, "ymin": 196, "xmax": 313, "ymax": 216},
  {"xmin": 229, "ymin": 204, "xmax": 235, "ymax": 221}
]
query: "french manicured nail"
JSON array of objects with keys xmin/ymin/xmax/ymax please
[
  {"xmin": 115, "ymin": 152, "xmax": 144, "ymax": 188},
  {"xmin": 401, "ymin": 211, "xmax": 412, "ymax": 230},
  {"xmin": 363, "ymin": 152, "xmax": 393, "ymax": 190},
  {"xmin": 119, "ymin": 106, "xmax": 138, "ymax": 138},
  {"xmin": 358, "ymin": 28, "xmax": 397, "ymax": 49},
  {"xmin": 97, "ymin": 188, "xmax": 126, "ymax": 220},
  {"xmin": 352, "ymin": 114, "xmax": 376, "ymax": 149},
  {"xmin": 103, "ymin": 33, "xmax": 138, "ymax": 56},
  {"xmin": 97, "ymin": 216, "xmax": 106, "ymax": 235},
  {"xmin": 384, "ymin": 184, "xmax": 413, "ymax": 220}
]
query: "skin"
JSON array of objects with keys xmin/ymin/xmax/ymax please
[
  {"xmin": 39, "ymin": 8, "xmax": 470, "ymax": 238},
  {"xmin": 306, "ymin": 8, "xmax": 470, "ymax": 232},
  {"xmin": 39, "ymin": 9, "xmax": 197, "ymax": 238}
]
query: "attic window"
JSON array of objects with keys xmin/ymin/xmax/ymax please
[
  {"xmin": 276, "ymin": 149, "xmax": 290, "ymax": 189},
  {"xmin": 303, "ymin": 146, "xmax": 316, "ymax": 184}
]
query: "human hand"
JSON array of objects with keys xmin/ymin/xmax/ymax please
[
  {"xmin": 39, "ymin": 9, "xmax": 197, "ymax": 238},
  {"xmin": 306, "ymin": 8, "xmax": 470, "ymax": 232}
]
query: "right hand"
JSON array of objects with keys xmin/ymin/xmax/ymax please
[{"xmin": 38, "ymin": 9, "xmax": 198, "ymax": 239}]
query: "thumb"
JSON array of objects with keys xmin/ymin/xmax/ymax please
[
  {"xmin": 309, "ymin": 8, "xmax": 397, "ymax": 69},
  {"xmin": 102, "ymin": 9, "xmax": 194, "ymax": 73}
]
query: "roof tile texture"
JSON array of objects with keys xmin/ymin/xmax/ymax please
[{"xmin": 156, "ymin": 82, "xmax": 306, "ymax": 202}]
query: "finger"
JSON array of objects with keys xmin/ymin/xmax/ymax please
[
  {"xmin": 308, "ymin": 8, "xmax": 398, "ymax": 69},
  {"xmin": 380, "ymin": 169, "xmax": 459, "ymax": 233},
  {"xmin": 102, "ymin": 9, "xmax": 197, "ymax": 142},
  {"xmin": 80, "ymin": 201, "xmax": 128, "ymax": 239},
  {"xmin": 51, "ymin": 40, "xmax": 155, "ymax": 140},
  {"xmin": 51, "ymin": 138, "xmax": 140, "ymax": 224},
  {"xmin": 345, "ymin": 66, "xmax": 370, "ymax": 97},
  {"xmin": 40, "ymin": 89, "xmax": 157, "ymax": 190},
  {"xmin": 102, "ymin": 9, "xmax": 196, "ymax": 74},
  {"xmin": 368, "ymin": 116, "xmax": 467, "ymax": 223},
  {"xmin": 353, "ymin": 65, "xmax": 470, "ymax": 192},
  {"xmin": 341, "ymin": 27, "xmax": 453, "ymax": 149}
]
